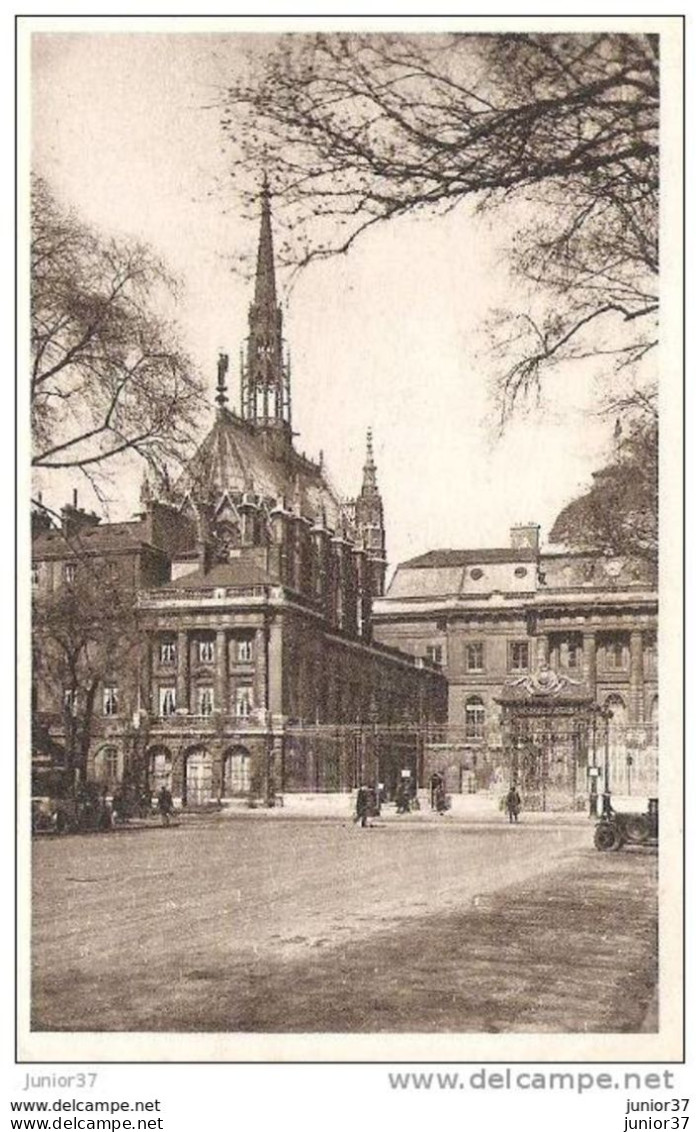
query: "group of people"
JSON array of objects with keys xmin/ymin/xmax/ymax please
[
  {"xmin": 110, "ymin": 785, "xmax": 175, "ymax": 826},
  {"xmin": 354, "ymin": 774, "xmax": 453, "ymax": 826}
]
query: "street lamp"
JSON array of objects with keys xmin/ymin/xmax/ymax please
[{"xmin": 594, "ymin": 705, "xmax": 613, "ymax": 816}]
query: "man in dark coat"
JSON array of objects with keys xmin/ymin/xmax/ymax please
[
  {"xmin": 157, "ymin": 785, "xmax": 174, "ymax": 826},
  {"xmin": 505, "ymin": 785, "xmax": 522, "ymax": 823},
  {"xmin": 355, "ymin": 784, "xmax": 370, "ymax": 827},
  {"xmin": 430, "ymin": 772, "xmax": 444, "ymax": 810}
]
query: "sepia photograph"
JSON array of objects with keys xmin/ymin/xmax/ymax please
[{"xmin": 18, "ymin": 16, "xmax": 683, "ymax": 1062}]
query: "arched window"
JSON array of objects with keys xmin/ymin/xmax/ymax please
[
  {"xmin": 604, "ymin": 693, "xmax": 628, "ymax": 734},
  {"xmin": 94, "ymin": 745, "xmax": 120, "ymax": 785},
  {"xmin": 222, "ymin": 746, "xmax": 251, "ymax": 797},
  {"xmin": 184, "ymin": 746, "xmax": 212, "ymax": 806},
  {"xmin": 148, "ymin": 747, "xmax": 172, "ymax": 793},
  {"xmin": 465, "ymin": 696, "xmax": 486, "ymax": 741}
]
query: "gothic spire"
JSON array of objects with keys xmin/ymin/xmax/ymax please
[
  {"xmin": 361, "ymin": 428, "xmax": 378, "ymax": 494},
  {"xmin": 240, "ymin": 177, "xmax": 292, "ymax": 434},
  {"xmin": 254, "ymin": 173, "xmax": 277, "ymax": 312},
  {"xmin": 355, "ymin": 427, "xmax": 387, "ymax": 597}
]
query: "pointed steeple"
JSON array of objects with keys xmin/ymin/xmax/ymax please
[
  {"xmin": 254, "ymin": 174, "xmax": 277, "ymax": 311},
  {"xmin": 355, "ymin": 427, "xmax": 387, "ymax": 596},
  {"xmin": 240, "ymin": 177, "xmax": 292, "ymax": 438},
  {"xmin": 362, "ymin": 428, "xmax": 378, "ymax": 494}
]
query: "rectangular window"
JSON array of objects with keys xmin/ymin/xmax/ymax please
[
  {"xmin": 426, "ymin": 644, "xmax": 443, "ymax": 666},
  {"xmin": 159, "ymin": 687, "xmax": 177, "ymax": 717},
  {"xmin": 235, "ymin": 686, "xmax": 252, "ymax": 718},
  {"xmin": 103, "ymin": 685, "xmax": 119, "ymax": 716},
  {"xmin": 197, "ymin": 686, "xmax": 214, "ymax": 716},
  {"xmin": 198, "ymin": 639, "xmax": 215, "ymax": 664},
  {"xmin": 465, "ymin": 642, "xmax": 484, "ymax": 672},
  {"xmin": 64, "ymin": 562, "xmax": 76, "ymax": 584},
  {"xmin": 31, "ymin": 564, "xmax": 39, "ymax": 587},
  {"xmin": 63, "ymin": 688, "xmax": 77, "ymax": 711},
  {"xmin": 237, "ymin": 639, "xmax": 253, "ymax": 663},
  {"xmin": 465, "ymin": 699, "xmax": 486, "ymax": 740},
  {"xmin": 159, "ymin": 641, "xmax": 176, "ymax": 665},
  {"xmin": 564, "ymin": 639, "xmax": 579, "ymax": 669},
  {"xmin": 509, "ymin": 641, "xmax": 529, "ymax": 672}
]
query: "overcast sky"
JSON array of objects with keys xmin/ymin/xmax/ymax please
[{"xmin": 31, "ymin": 30, "xmax": 618, "ymax": 570}]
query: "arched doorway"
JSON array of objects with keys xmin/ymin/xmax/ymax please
[
  {"xmin": 222, "ymin": 745, "xmax": 251, "ymax": 797},
  {"xmin": 94, "ymin": 745, "xmax": 120, "ymax": 788},
  {"xmin": 184, "ymin": 746, "xmax": 212, "ymax": 805},
  {"xmin": 148, "ymin": 746, "xmax": 172, "ymax": 794}
]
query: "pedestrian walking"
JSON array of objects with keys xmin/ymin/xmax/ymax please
[
  {"xmin": 505, "ymin": 785, "xmax": 521, "ymax": 824},
  {"xmin": 157, "ymin": 785, "xmax": 174, "ymax": 826},
  {"xmin": 354, "ymin": 784, "xmax": 370, "ymax": 828},
  {"xmin": 434, "ymin": 781, "xmax": 450, "ymax": 815},
  {"xmin": 395, "ymin": 780, "xmax": 411, "ymax": 814},
  {"xmin": 430, "ymin": 771, "xmax": 444, "ymax": 810}
]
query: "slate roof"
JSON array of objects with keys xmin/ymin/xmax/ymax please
[
  {"xmin": 177, "ymin": 408, "xmax": 344, "ymax": 528},
  {"xmin": 32, "ymin": 521, "xmax": 157, "ymax": 559},
  {"xmin": 400, "ymin": 548, "xmax": 537, "ymax": 568},
  {"xmin": 162, "ymin": 560, "xmax": 277, "ymax": 590}
]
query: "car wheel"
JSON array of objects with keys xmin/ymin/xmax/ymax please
[
  {"xmin": 624, "ymin": 815, "xmax": 651, "ymax": 844},
  {"xmin": 594, "ymin": 823, "xmax": 621, "ymax": 851}
]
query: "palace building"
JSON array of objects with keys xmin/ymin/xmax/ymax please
[
  {"xmin": 372, "ymin": 524, "xmax": 658, "ymax": 808},
  {"xmin": 31, "ymin": 185, "xmax": 447, "ymax": 805}
]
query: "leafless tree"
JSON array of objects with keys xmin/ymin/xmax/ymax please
[
  {"xmin": 31, "ymin": 176, "xmax": 206, "ymax": 490},
  {"xmin": 32, "ymin": 545, "xmax": 142, "ymax": 784},
  {"xmin": 219, "ymin": 32, "xmax": 658, "ymax": 415}
]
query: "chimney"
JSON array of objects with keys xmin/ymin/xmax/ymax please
[
  {"xmin": 510, "ymin": 523, "xmax": 540, "ymax": 551},
  {"xmin": 60, "ymin": 492, "xmax": 101, "ymax": 538},
  {"xmin": 31, "ymin": 498, "xmax": 52, "ymax": 537}
]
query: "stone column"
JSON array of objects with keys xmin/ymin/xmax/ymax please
[
  {"xmin": 267, "ymin": 616, "xmax": 284, "ymax": 718},
  {"xmin": 583, "ymin": 632, "xmax": 597, "ymax": 699},
  {"xmin": 176, "ymin": 630, "xmax": 189, "ymax": 714},
  {"xmin": 254, "ymin": 627, "xmax": 267, "ymax": 716},
  {"xmin": 216, "ymin": 630, "xmax": 228, "ymax": 716},
  {"xmin": 629, "ymin": 629, "xmax": 644, "ymax": 724}
]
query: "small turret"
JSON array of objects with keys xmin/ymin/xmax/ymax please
[
  {"xmin": 215, "ymin": 351, "xmax": 229, "ymax": 411},
  {"xmin": 355, "ymin": 428, "xmax": 387, "ymax": 596}
]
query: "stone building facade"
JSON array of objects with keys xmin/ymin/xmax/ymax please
[
  {"xmin": 372, "ymin": 524, "xmax": 658, "ymax": 803},
  {"xmin": 31, "ymin": 186, "xmax": 446, "ymax": 803}
]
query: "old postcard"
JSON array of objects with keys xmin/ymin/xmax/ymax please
[{"xmin": 16, "ymin": 14, "xmax": 684, "ymax": 1063}]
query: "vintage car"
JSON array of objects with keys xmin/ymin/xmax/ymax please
[
  {"xmin": 32, "ymin": 775, "xmax": 113, "ymax": 834},
  {"xmin": 594, "ymin": 797, "xmax": 658, "ymax": 851}
]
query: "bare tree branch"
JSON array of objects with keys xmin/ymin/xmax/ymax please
[{"xmin": 31, "ymin": 176, "xmax": 208, "ymax": 482}]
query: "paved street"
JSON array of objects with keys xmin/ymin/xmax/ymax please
[{"xmin": 31, "ymin": 815, "xmax": 657, "ymax": 1033}]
